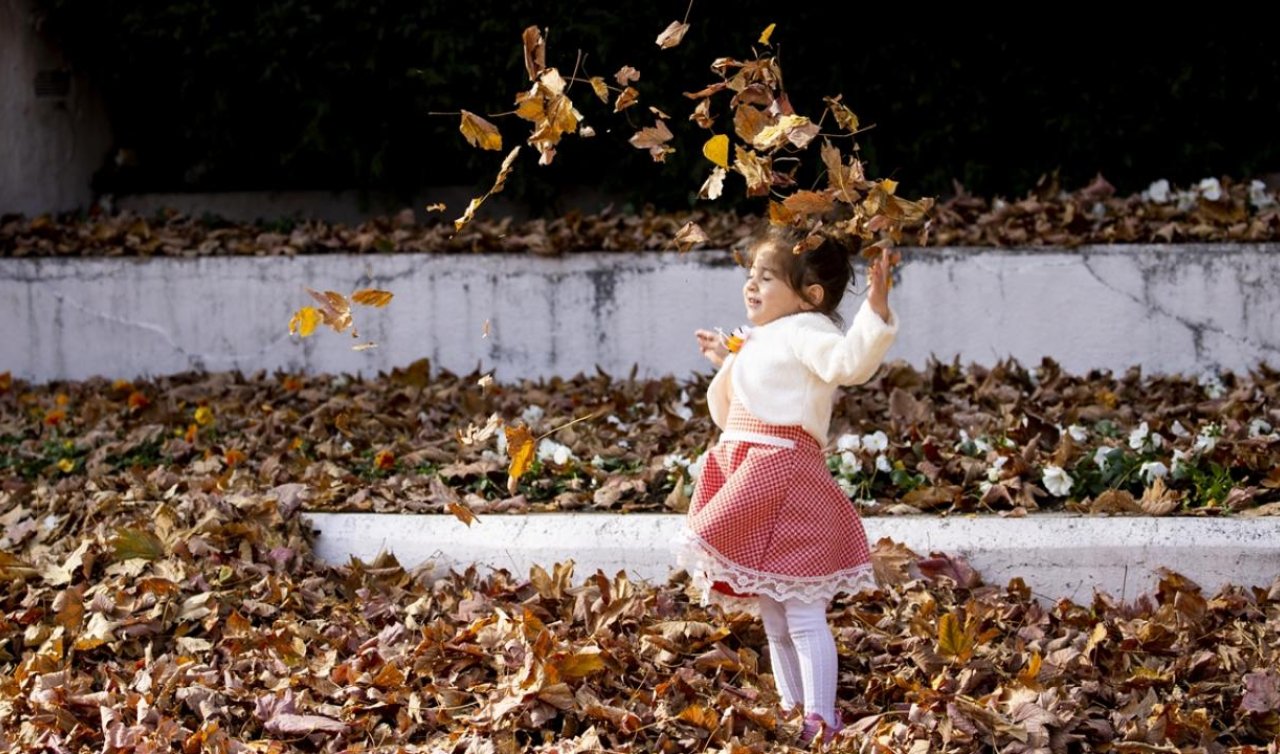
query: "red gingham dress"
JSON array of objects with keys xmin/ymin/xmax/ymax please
[{"xmin": 680, "ymin": 397, "xmax": 875, "ymax": 612}]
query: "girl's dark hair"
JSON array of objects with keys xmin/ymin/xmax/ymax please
[{"xmin": 745, "ymin": 226, "xmax": 862, "ymax": 322}]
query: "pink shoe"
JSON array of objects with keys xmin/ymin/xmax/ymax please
[{"xmin": 798, "ymin": 712, "xmax": 844, "ymax": 745}]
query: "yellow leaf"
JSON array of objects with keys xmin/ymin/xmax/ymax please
[
  {"xmin": 57, "ymin": 458, "xmax": 74, "ymax": 473},
  {"xmin": 823, "ymin": 95, "xmax": 860, "ymax": 132},
  {"xmin": 759, "ymin": 23, "xmax": 777, "ymax": 44},
  {"xmin": 111, "ymin": 527, "xmax": 166, "ymax": 561},
  {"xmin": 194, "ymin": 406, "xmax": 214, "ymax": 426},
  {"xmin": 459, "ymin": 110, "xmax": 503, "ymax": 151},
  {"xmin": 289, "ymin": 306, "xmax": 320, "ymax": 337},
  {"xmin": 702, "ymin": 134, "xmax": 730, "ymax": 169},
  {"xmin": 351, "ymin": 289, "xmax": 394, "ymax": 307},
  {"xmin": 733, "ymin": 145, "xmax": 772, "ymax": 197},
  {"xmin": 588, "ymin": 76, "xmax": 609, "ymax": 103},
  {"xmin": 1018, "ymin": 651, "xmax": 1043, "ymax": 687},
  {"xmin": 936, "ymin": 612, "xmax": 976, "ymax": 661},
  {"xmin": 882, "ymin": 178, "xmax": 899, "ymax": 195},
  {"xmin": 768, "ymin": 200, "xmax": 797, "ymax": 226},
  {"xmin": 676, "ymin": 704, "xmax": 720, "ymax": 732},
  {"xmin": 505, "ymin": 423, "xmax": 536, "ymax": 495},
  {"xmin": 656, "ymin": 20, "xmax": 690, "ymax": 49},
  {"xmin": 558, "ymin": 648, "xmax": 605, "ymax": 678}
]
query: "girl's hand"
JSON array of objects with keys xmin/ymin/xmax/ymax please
[
  {"xmin": 866, "ymin": 247, "xmax": 900, "ymax": 323},
  {"xmin": 695, "ymin": 329, "xmax": 729, "ymax": 368}
]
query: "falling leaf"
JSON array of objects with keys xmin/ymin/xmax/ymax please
[
  {"xmin": 768, "ymin": 200, "xmax": 797, "ymax": 226},
  {"xmin": 732, "ymin": 146, "xmax": 771, "ymax": 197},
  {"xmin": 111, "ymin": 528, "xmax": 165, "ymax": 561},
  {"xmin": 823, "ymin": 95, "xmax": 860, "ymax": 132},
  {"xmin": 752, "ymin": 114, "xmax": 819, "ymax": 151},
  {"xmin": 614, "ymin": 86, "xmax": 640, "ymax": 113},
  {"xmin": 656, "ymin": 20, "xmax": 690, "ymax": 49},
  {"xmin": 522, "ymin": 26, "xmax": 545, "ymax": 81},
  {"xmin": 629, "ymin": 119, "xmax": 675, "ymax": 162},
  {"xmin": 477, "ymin": 374, "xmax": 494, "ymax": 390},
  {"xmin": 673, "ymin": 221, "xmax": 709, "ymax": 252},
  {"xmin": 482, "ymin": 319, "xmax": 492, "ymax": 338},
  {"xmin": 455, "ymin": 147, "xmax": 522, "ymax": 233},
  {"xmin": 459, "ymin": 110, "xmax": 503, "ymax": 151},
  {"xmin": 425, "ymin": 203, "xmax": 446, "ymax": 212},
  {"xmin": 457, "ymin": 412, "xmax": 503, "ymax": 446},
  {"xmin": 505, "ymin": 423, "xmax": 536, "ymax": 495},
  {"xmin": 447, "ymin": 501, "xmax": 478, "ymax": 527},
  {"xmin": 288, "ymin": 306, "xmax": 320, "ymax": 337},
  {"xmin": 588, "ymin": 76, "xmax": 609, "ymax": 103},
  {"xmin": 352, "ymin": 342, "xmax": 378, "ymax": 351},
  {"xmin": 702, "ymin": 134, "xmax": 729, "ymax": 169},
  {"xmin": 782, "ymin": 190, "xmax": 836, "ymax": 218},
  {"xmin": 615, "ymin": 66, "xmax": 640, "ymax": 86},
  {"xmin": 699, "ymin": 167, "xmax": 726, "ymax": 201},
  {"xmin": 759, "ymin": 23, "xmax": 777, "ymax": 44},
  {"xmin": 351, "ymin": 289, "xmax": 394, "ymax": 308}
]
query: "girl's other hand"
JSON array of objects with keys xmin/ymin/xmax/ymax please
[
  {"xmin": 695, "ymin": 329, "xmax": 729, "ymax": 368},
  {"xmin": 866, "ymin": 247, "xmax": 900, "ymax": 323}
]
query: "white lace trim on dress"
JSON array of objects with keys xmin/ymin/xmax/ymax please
[{"xmin": 676, "ymin": 528, "xmax": 876, "ymax": 616}]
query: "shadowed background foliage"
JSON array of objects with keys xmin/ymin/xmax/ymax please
[{"xmin": 32, "ymin": 1, "xmax": 1280, "ymax": 211}]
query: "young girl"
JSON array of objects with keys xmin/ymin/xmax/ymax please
[{"xmin": 681, "ymin": 226, "xmax": 899, "ymax": 745}]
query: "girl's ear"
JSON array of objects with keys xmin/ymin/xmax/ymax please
[{"xmin": 803, "ymin": 283, "xmax": 825, "ymax": 309}]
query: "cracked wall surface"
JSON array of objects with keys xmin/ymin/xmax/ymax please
[{"xmin": 2, "ymin": 246, "xmax": 1277, "ymax": 382}]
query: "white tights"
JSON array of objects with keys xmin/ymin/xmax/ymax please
[{"xmin": 757, "ymin": 595, "xmax": 839, "ymax": 726}]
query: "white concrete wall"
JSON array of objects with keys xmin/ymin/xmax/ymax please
[
  {"xmin": 304, "ymin": 512, "xmax": 1280, "ymax": 604},
  {"xmin": 2, "ymin": 245, "xmax": 1278, "ymax": 382},
  {"xmin": 0, "ymin": 0, "xmax": 113, "ymax": 216}
]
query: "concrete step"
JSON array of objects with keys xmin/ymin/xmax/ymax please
[{"xmin": 304, "ymin": 512, "xmax": 1280, "ymax": 603}]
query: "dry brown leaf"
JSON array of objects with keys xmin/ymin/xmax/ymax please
[
  {"xmin": 459, "ymin": 110, "xmax": 503, "ymax": 151},
  {"xmin": 655, "ymin": 20, "xmax": 690, "ymax": 49}
]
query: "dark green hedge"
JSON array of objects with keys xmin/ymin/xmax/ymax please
[{"xmin": 33, "ymin": 2, "xmax": 1280, "ymax": 210}]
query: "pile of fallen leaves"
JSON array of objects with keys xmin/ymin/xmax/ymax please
[
  {"xmin": 0, "ymin": 176, "xmax": 1277, "ymax": 258},
  {"xmin": 3, "ymin": 468, "xmax": 1280, "ymax": 751},
  {"xmin": 2, "ymin": 358, "xmax": 1277, "ymax": 522}
]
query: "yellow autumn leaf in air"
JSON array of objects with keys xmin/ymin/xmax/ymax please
[
  {"xmin": 351, "ymin": 289, "xmax": 394, "ymax": 307},
  {"xmin": 759, "ymin": 23, "xmax": 776, "ymax": 44},
  {"xmin": 702, "ymin": 134, "xmax": 730, "ymax": 169},
  {"xmin": 505, "ymin": 423, "xmax": 536, "ymax": 494},
  {"xmin": 289, "ymin": 306, "xmax": 320, "ymax": 337},
  {"xmin": 882, "ymin": 178, "xmax": 899, "ymax": 195},
  {"xmin": 459, "ymin": 110, "xmax": 503, "ymax": 151}
]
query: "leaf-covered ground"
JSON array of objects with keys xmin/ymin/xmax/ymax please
[
  {"xmin": 2, "ymin": 176, "xmax": 1278, "ymax": 258},
  {"xmin": 2, "ymin": 358, "xmax": 1277, "ymax": 522},
  {"xmin": 3, "ymin": 475, "xmax": 1280, "ymax": 752}
]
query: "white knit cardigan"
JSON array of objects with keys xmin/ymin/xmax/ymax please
[{"xmin": 707, "ymin": 300, "xmax": 899, "ymax": 445}]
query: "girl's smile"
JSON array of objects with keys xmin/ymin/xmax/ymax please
[{"xmin": 743, "ymin": 248, "xmax": 814, "ymax": 326}]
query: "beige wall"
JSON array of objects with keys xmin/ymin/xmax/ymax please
[{"xmin": 0, "ymin": 0, "xmax": 112, "ymax": 216}]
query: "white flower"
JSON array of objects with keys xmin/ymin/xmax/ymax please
[
  {"xmin": 855, "ymin": 498, "xmax": 880, "ymax": 510},
  {"xmin": 1129, "ymin": 421, "xmax": 1151, "ymax": 450},
  {"xmin": 836, "ymin": 433, "xmax": 862, "ymax": 453},
  {"xmin": 670, "ymin": 390, "xmax": 694, "ymax": 422},
  {"xmin": 1193, "ymin": 427, "xmax": 1218, "ymax": 454},
  {"xmin": 341, "ymin": 440, "xmax": 354, "ymax": 453},
  {"xmin": 1249, "ymin": 418, "xmax": 1275, "ymax": 438},
  {"xmin": 1067, "ymin": 424, "xmax": 1089, "ymax": 443},
  {"xmin": 836, "ymin": 477, "xmax": 858, "ymax": 497},
  {"xmin": 1170, "ymin": 420, "xmax": 1190, "ymax": 439},
  {"xmin": 591, "ymin": 454, "xmax": 607, "ymax": 467},
  {"xmin": 987, "ymin": 455, "xmax": 1008, "ymax": 482},
  {"xmin": 1199, "ymin": 371, "xmax": 1226, "ymax": 399},
  {"xmin": 537, "ymin": 439, "xmax": 575, "ymax": 465},
  {"xmin": 1089, "ymin": 202, "xmax": 1107, "ymax": 220},
  {"xmin": 978, "ymin": 480, "xmax": 994, "ymax": 495},
  {"xmin": 662, "ymin": 453, "xmax": 690, "ymax": 471},
  {"xmin": 862, "ymin": 431, "xmax": 889, "ymax": 453},
  {"xmin": 1171, "ymin": 449, "xmax": 1190, "ymax": 475},
  {"xmin": 875, "ymin": 454, "xmax": 893, "ymax": 473},
  {"xmin": 838, "ymin": 451, "xmax": 862, "ymax": 477},
  {"xmin": 1093, "ymin": 446, "xmax": 1114, "ymax": 470},
  {"xmin": 617, "ymin": 439, "xmax": 630, "ymax": 449},
  {"xmin": 496, "ymin": 431, "xmax": 509, "ymax": 456},
  {"xmin": 1142, "ymin": 179, "xmax": 1171, "ymax": 204},
  {"xmin": 521, "ymin": 405, "xmax": 546, "ymax": 426},
  {"xmin": 1175, "ymin": 189, "xmax": 1199, "ymax": 212},
  {"xmin": 1149, "ymin": 432, "xmax": 1164, "ymax": 450},
  {"xmin": 1197, "ymin": 177, "xmax": 1223, "ymax": 202},
  {"xmin": 1042, "ymin": 465, "xmax": 1074, "ymax": 497},
  {"xmin": 975, "ymin": 436, "xmax": 994, "ymax": 454},
  {"xmin": 1249, "ymin": 179, "xmax": 1276, "ymax": 209},
  {"xmin": 1002, "ymin": 437, "xmax": 1016, "ymax": 449},
  {"xmin": 1139, "ymin": 461, "xmax": 1169, "ymax": 483}
]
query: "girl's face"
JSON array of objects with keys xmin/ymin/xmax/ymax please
[{"xmin": 743, "ymin": 246, "xmax": 812, "ymax": 326}]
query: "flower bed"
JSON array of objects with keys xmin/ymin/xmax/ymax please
[{"xmin": 3, "ymin": 359, "xmax": 1276, "ymax": 522}]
